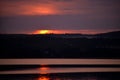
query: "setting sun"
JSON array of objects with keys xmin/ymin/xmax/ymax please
[
  {"xmin": 33, "ymin": 30, "xmax": 62, "ymax": 34},
  {"xmin": 39, "ymin": 30, "xmax": 49, "ymax": 34}
]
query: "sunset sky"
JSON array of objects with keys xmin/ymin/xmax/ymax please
[{"xmin": 0, "ymin": 0, "xmax": 120, "ymax": 34}]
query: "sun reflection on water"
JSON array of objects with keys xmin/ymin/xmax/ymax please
[
  {"xmin": 38, "ymin": 76, "xmax": 50, "ymax": 80},
  {"xmin": 39, "ymin": 66, "xmax": 49, "ymax": 74},
  {"xmin": 37, "ymin": 66, "xmax": 50, "ymax": 80}
]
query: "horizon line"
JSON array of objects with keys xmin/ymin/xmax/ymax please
[{"xmin": 0, "ymin": 30, "xmax": 120, "ymax": 35}]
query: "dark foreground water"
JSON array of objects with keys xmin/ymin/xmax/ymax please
[
  {"xmin": 0, "ymin": 59, "xmax": 120, "ymax": 80},
  {"xmin": 0, "ymin": 72, "xmax": 120, "ymax": 80},
  {"xmin": 0, "ymin": 67, "xmax": 120, "ymax": 80}
]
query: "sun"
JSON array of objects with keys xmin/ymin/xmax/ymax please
[
  {"xmin": 33, "ymin": 30, "xmax": 62, "ymax": 34},
  {"xmin": 39, "ymin": 30, "xmax": 50, "ymax": 34},
  {"xmin": 33, "ymin": 30, "xmax": 51, "ymax": 34}
]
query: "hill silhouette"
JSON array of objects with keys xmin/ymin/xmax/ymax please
[
  {"xmin": 0, "ymin": 31, "xmax": 120, "ymax": 58},
  {"xmin": 95, "ymin": 31, "xmax": 120, "ymax": 38}
]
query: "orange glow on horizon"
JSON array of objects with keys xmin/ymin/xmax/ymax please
[
  {"xmin": 33, "ymin": 29, "xmax": 98, "ymax": 34},
  {"xmin": 33, "ymin": 29, "xmax": 117, "ymax": 35}
]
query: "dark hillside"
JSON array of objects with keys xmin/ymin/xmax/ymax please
[{"xmin": 0, "ymin": 31, "xmax": 120, "ymax": 58}]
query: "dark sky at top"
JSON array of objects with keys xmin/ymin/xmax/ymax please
[{"xmin": 0, "ymin": 0, "xmax": 120, "ymax": 34}]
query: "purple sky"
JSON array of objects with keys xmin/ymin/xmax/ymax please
[{"xmin": 0, "ymin": 0, "xmax": 120, "ymax": 34}]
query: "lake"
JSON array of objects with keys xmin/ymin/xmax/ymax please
[{"xmin": 0, "ymin": 59, "xmax": 120, "ymax": 80}]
